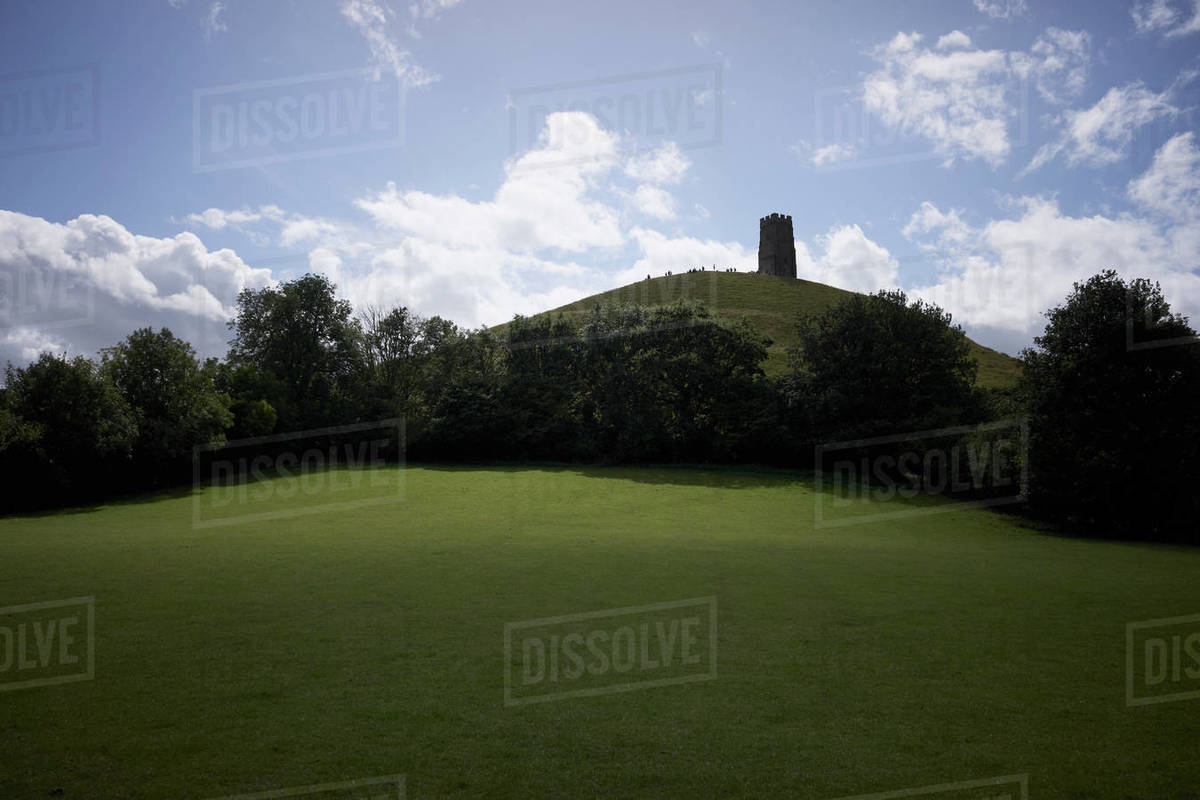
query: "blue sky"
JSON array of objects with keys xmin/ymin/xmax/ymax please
[{"xmin": 1, "ymin": 0, "xmax": 1198, "ymax": 365}]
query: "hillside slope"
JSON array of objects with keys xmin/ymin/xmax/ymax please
[{"xmin": 501, "ymin": 271, "xmax": 1022, "ymax": 389}]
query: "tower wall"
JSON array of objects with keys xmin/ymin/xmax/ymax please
[{"xmin": 757, "ymin": 213, "xmax": 796, "ymax": 278}]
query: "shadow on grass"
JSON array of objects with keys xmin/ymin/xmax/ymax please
[
  {"xmin": 0, "ymin": 483, "xmax": 197, "ymax": 520},
  {"xmin": 9, "ymin": 461, "xmax": 1194, "ymax": 549}
]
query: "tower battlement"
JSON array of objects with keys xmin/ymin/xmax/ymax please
[{"xmin": 758, "ymin": 212, "xmax": 796, "ymax": 278}]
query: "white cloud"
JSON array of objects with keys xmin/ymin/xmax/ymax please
[
  {"xmin": 863, "ymin": 27, "xmax": 1091, "ymax": 167},
  {"xmin": 356, "ymin": 112, "xmax": 624, "ymax": 254},
  {"xmin": 973, "ymin": 0, "xmax": 1027, "ymax": 19},
  {"xmin": 184, "ymin": 207, "xmax": 262, "ymax": 230},
  {"xmin": 863, "ymin": 32, "xmax": 1013, "ymax": 166},
  {"xmin": 409, "ymin": 0, "xmax": 462, "ymax": 19},
  {"xmin": 631, "ymin": 185, "xmax": 677, "ymax": 220},
  {"xmin": 1010, "ymin": 28, "xmax": 1091, "ymax": 104},
  {"xmin": 1132, "ymin": 0, "xmax": 1200, "ymax": 36},
  {"xmin": 1133, "ymin": 0, "xmax": 1179, "ymax": 31},
  {"xmin": 1128, "ymin": 131, "xmax": 1200, "ymax": 222},
  {"xmin": 279, "ymin": 217, "xmax": 343, "ymax": 248},
  {"xmin": 1165, "ymin": 0, "xmax": 1200, "ymax": 36},
  {"xmin": 341, "ymin": 0, "xmax": 438, "ymax": 87},
  {"xmin": 796, "ymin": 225, "xmax": 900, "ymax": 293},
  {"xmin": 807, "ymin": 142, "xmax": 859, "ymax": 167},
  {"xmin": 180, "ymin": 205, "xmax": 348, "ymax": 251},
  {"xmin": 168, "ymin": 111, "xmax": 664, "ymax": 334},
  {"xmin": 404, "ymin": 0, "xmax": 463, "ymax": 38},
  {"xmin": 339, "ymin": 238, "xmax": 594, "ymax": 331},
  {"xmin": 202, "ymin": 1, "xmax": 227, "ymax": 39},
  {"xmin": 607, "ymin": 228, "xmax": 752, "ymax": 287},
  {"xmin": 1, "ymin": 327, "xmax": 70, "ymax": 365},
  {"xmin": 0, "ymin": 211, "xmax": 273, "ymax": 365},
  {"xmin": 911, "ymin": 196, "xmax": 1197, "ymax": 336},
  {"xmin": 906, "ymin": 137, "xmax": 1200, "ymax": 342},
  {"xmin": 936, "ymin": 30, "xmax": 973, "ymax": 50},
  {"xmin": 903, "ymin": 201, "xmax": 972, "ymax": 247},
  {"xmin": 624, "ymin": 142, "xmax": 690, "ymax": 184},
  {"xmin": 307, "ymin": 247, "xmax": 343, "ymax": 288},
  {"xmin": 1022, "ymin": 80, "xmax": 1180, "ymax": 174}
]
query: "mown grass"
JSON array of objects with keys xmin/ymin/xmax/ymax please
[
  {"xmin": 496, "ymin": 272, "xmax": 1023, "ymax": 389},
  {"xmin": 1, "ymin": 465, "xmax": 1195, "ymax": 799}
]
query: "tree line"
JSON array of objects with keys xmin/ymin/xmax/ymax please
[{"xmin": 2, "ymin": 270, "xmax": 1196, "ymax": 542}]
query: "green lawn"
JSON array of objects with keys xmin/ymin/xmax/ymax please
[
  {"xmin": 1, "ymin": 465, "xmax": 1196, "ymax": 798},
  {"xmin": 496, "ymin": 272, "xmax": 1024, "ymax": 389}
]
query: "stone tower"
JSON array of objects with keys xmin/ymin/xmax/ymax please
[{"xmin": 758, "ymin": 213, "xmax": 797, "ymax": 278}]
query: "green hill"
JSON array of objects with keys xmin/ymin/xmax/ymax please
[{"xmin": 500, "ymin": 271, "xmax": 1022, "ymax": 389}]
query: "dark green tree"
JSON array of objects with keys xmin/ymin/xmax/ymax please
[
  {"xmin": 101, "ymin": 327, "xmax": 233, "ymax": 485},
  {"xmin": 577, "ymin": 301, "xmax": 772, "ymax": 462},
  {"xmin": 502, "ymin": 314, "xmax": 584, "ymax": 459},
  {"xmin": 1021, "ymin": 271, "xmax": 1200, "ymax": 541},
  {"xmin": 358, "ymin": 305, "xmax": 430, "ymax": 430},
  {"xmin": 785, "ymin": 290, "xmax": 980, "ymax": 443},
  {"xmin": 0, "ymin": 353, "xmax": 136, "ymax": 507},
  {"xmin": 227, "ymin": 274, "xmax": 362, "ymax": 429},
  {"xmin": 425, "ymin": 329, "xmax": 507, "ymax": 459}
]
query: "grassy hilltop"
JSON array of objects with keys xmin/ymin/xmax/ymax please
[{"xmin": 500, "ymin": 271, "xmax": 1023, "ymax": 389}]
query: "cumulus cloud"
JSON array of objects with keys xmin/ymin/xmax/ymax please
[
  {"xmin": 862, "ymin": 27, "xmax": 1087, "ymax": 168},
  {"xmin": 863, "ymin": 32, "xmax": 1012, "ymax": 166},
  {"xmin": 631, "ymin": 185, "xmax": 677, "ymax": 220},
  {"xmin": 624, "ymin": 142, "xmax": 690, "ymax": 184},
  {"xmin": 0, "ymin": 211, "xmax": 273, "ymax": 365},
  {"xmin": 1128, "ymin": 131, "xmax": 1200, "ymax": 222},
  {"xmin": 1022, "ymin": 79, "xmax": 1181, "ymax": 174},
  {"xmin": 609, "ymin": 228, "xmax": 753, "ymax": 287},
  {"xmin": 1010, "ymin": 27, "xmax": 1091, "ymax": 104},
  {"xmin": 162, "ymin": 112, "xmax": 690, "ymax": 341},
  {"xmin": 903, "ymin": 201, "xmax": 972, "ymax": 248},
  {"xmin": 35, "ymin": 106, "xmax": 1196, "ymax": 370},
  {"xmin": 906, "ymin": 136, "xmax": 1200, "ymax": 346},
  {"xmin": 796, "ymin": 225, "xmax": 900, "ymax": 293},
  {"xmin": 356, "ymin": 112, "xmax": 624, "ymax": 254},
  {"xmin": 936, "ymin": 30, "xmax": 973, "ymax": 50}
]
